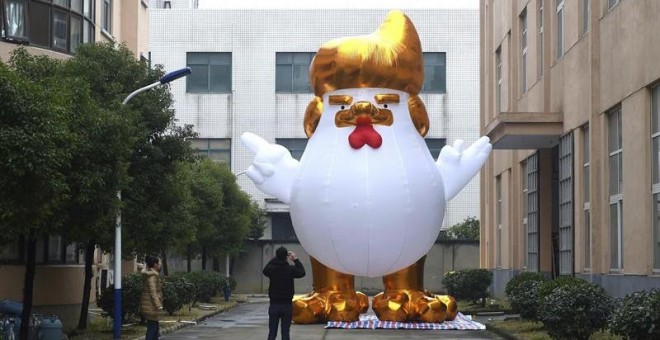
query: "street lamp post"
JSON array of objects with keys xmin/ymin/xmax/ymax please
[{"xmin": 114, "ymin": 67, "xmax": 191, "ymax": 339}]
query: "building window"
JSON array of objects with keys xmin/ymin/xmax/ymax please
[
  {"xmin": 0, "ymin": 236, "xmax": 78, "ymax": 264},
  {"xmin": 82, "ymin": 0, "xmax": 95, "ymax": 45},
  {"xmin": 271, "ymin": 213, "xmax": 298, "ymax": 241},
  {"xmin": 275, "ymin": 52, "xmax": 314, "ymax": 93},
  {"xmin": 582, "ymin": 125, "xmax": 591, "ymax": 270},
  {"xmin": 608, "ymin": 0, "xmax": 619, "ymax": 10},
  {"xmin": 556, "ymin": 0, "xmax": 564, "ymax": 60},
  {"xmin": 102, "ymin": 0, "xmax": 111, "ymax": 34},
  {"xmin": 522, "ymin": 160, "xmax": 528, "ymax": 269},
  {"xmin": 191, "ymin": 138, "xmax": 231, "ymax": 165},
  {"xmin": 2, "ymin": 0, "xmax": 92, "ymax": 53},
  {"xmin": 186, "ymin": 52, "xmax": 232, "ymax": 93},
  {"xmin": 537, "ymin": 0, "xmax": 544, "ymax": 78},
  {"xmin": 425, "ymin": 138, "xmax": 446, "ymax": 160},
  {"xmin": 276, "ymin": 138, "xmax": 307, "ymax": 160},
  {"xmin": 496, "ymin": 175, "xmax": 503, "ymax": 268},
  {"xmin": 608, "ymin": 106, "xmax": 623, "ymax": 271},
  {"xmin": 2, "ymin": 0, "xmax": 29, "ymax": 41},
  {"xmin": 422, "ymin": 52, "xmax": 446, "ymax": 93},
  {"xmin": 496, "ymin": 47, "xmax": 502, "ymax": 113},
  {"xmin": 581, "ymin": 0, "xmax": 590, "ymax": 35},
  {"xmin": 651, "ymin": 85, "xmax": 660, "ymax": 270},
  {"xmin": 520, "ymin": 8, "xmax": 528, "ymax": 94}
]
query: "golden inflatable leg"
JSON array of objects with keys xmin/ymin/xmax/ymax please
[
  {"xmin": 372, "ymin": 256, "xmax": 449, "ymax": 323},
  {"xmin": 292, "ymin": 257, "xmax": 368, "ymax": 324}
]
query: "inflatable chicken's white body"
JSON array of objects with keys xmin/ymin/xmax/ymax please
[{"xmin": 242, "ymin": 88, "xmax": 491, "ymax": 278}]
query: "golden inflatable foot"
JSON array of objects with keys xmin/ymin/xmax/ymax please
[
  {"xmin": 293, "ymin": 289, "xmax": 368, "ymax": 323},
  {"xmin": 373, "ymin": 289, "xmax": 448, "ymax": 322}
]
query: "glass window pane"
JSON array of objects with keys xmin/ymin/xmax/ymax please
[
  {"xmin": 584, "ymin": 165, "xmax": 590, "ymax": 202},
  {"xmin": 610, "ymin": 203, "xmax": 619, "ymax": 268},
  {"xmin": 48, "ymin": 235, "xmax": 63, "ymax": 262},
  {"xmin": 584, "ymin": 209, "xmax": 591, "ymax": 268},
  {"xmin": 654, "ymin": 137, "xmax": 660, "ymax": 184},
  {"xmin": 71, "ymin": 0, "xmax": 83, "ymax": 13},
  {"xmin": 53, "ymin": 10, "xmax": 68, "ymax": 51},
  {"xmin": 208, "ymin": 151, "xmax": 230, "ymax": 164},
  {"xmin": 293, "ymin": 52, "xmax": 310, "ymax": 64},
  {"xmin": 4, "ymin": 0, "xmax": 29, "ymax": 40},
  {"xmin": 187, "ymin": 52, "xmax": 209, "ymax": 64},
  {"xmin": 209, "ymin": 139, "xmax": 230, "ymax": 149},
  {"xmin": 276, "ymin": 52, "xmax": 292, "ymax": 65},
  {"xmin": 291, "ymin": 64, "xmax": 310, "ymax": 92},
  {"xmin": 29, "ymin": 2, "xmax": 51, "ymax": 48},
  {"xmin": 65, "ymin": 243, "xmax": 78, "ymax": 263},
  {"xmin": 190, "ymin": 139, "xmax": 208, "ymax": 150},
  {"xmin": 609, "ymin": 154, "xmax": 618, "ymax": 195},
  {"xmin": 209, "ymin": 65, "xmax": 231, "ymax": 92},
  {"xmin": 209, "ymin": 53, "xmax": 230, "ymax": 65},
  {"xmin": 276, "ymin": 65, "xmax": 292, "ymax": 93},
  {"xmin": 83, "ymin": 0, "xmax": 94, "ymax": 18},
  {"xmin": 654, "ymin": 193, "xmax": 660, "ymax": 269},
  {"xmin": 82, "ymin": 19, "xmax": 92, "ymax": 43},
  {"xmin": 187, "ymin": 65, "xmax": 209, "ymax": 93},
  {"xmin": 70, "ymin": 16, "xmax": 81, "ymax": 53},
  {"xmin": 53, "ymin": 0, "xmax": 69, "ymax": 8},
  {"xmin": 425, "ymin": 138, "xmax": 446, "ymax": 160},
  {"xmin": 653, "ymin": 86, "xmax": 660, "ymax": 134}
]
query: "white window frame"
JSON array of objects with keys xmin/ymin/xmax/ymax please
[{"xmin": 102, "ymin": 0, "xmax": 112, "ymax": 35}]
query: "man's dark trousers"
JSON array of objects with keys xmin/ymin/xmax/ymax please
[{"xmin": 268, "ymin": 303, "xmax": 293, "ymax": 340}]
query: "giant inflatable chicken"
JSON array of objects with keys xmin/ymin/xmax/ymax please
[{"xmin": 242, "ymin": 10, "xmax": 491, "ymax": 323}]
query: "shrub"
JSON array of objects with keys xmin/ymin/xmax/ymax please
[
  {"xmin": 538, "ymin": 282, "xmax": 613, "ymax": 340},
  {"xmin": 183, "ymin": 271, "xmax": 225, "ymax": 306},
  {"xmin": 536, "ymin": 275, "xmax": 588, "ymax": 304},
  {"xmin": 442, "ymin": 269, "xmax": 492, "ymax": 305},
  {"xmin": 97, "ymin": 273, "xmax": 143, "ymax": 322},
  {"xmin": 162, "ymin": 274, "xmax": 194, "ymax": 315},
  {"xmin": 609, "ymin": 288, "xmax": 660, "ymax": 340},
  {"xmin": 504, "ymin": 272, "xmax": 548, "ymax": 320}
]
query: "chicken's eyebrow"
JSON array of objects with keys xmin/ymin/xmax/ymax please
[
  {"xmin": 374, "ymin": 94, "xmax": 400, "ymax": 104},
  {"xmin": 329, "ymin": 95, "xmax": 353, "ymax": 105}
]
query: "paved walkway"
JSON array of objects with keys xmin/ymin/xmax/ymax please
[{"xmin": 161, "ymin": 296, "xmax": 503, "ymax": 340}]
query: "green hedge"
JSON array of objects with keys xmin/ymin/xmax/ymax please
[
  {"xmin": 538, "ymin": 282, "xmax": 613, "ymax": 340},
  {"xmin": 504, "ymin": 272, "xmax": 548, "ymax": 320},
  {"xmin": 442, "ymin": 269, "xmax": 492, "ymax": 305},
  {"xmin": 609, "ymin": 288, "xmax": 660, "ymax": 340}
]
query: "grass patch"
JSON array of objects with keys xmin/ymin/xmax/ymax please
[
  {"xmin": 488, "ymin": 319, "xmax": 623, "ymax": 340},
  {"xmin": 68, "ymin": 295, "xmax": 243, "ymax": 339}
]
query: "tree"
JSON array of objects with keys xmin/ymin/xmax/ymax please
[
  {"xmin": 0, "ymin": 49, "xmax": 81, "ymax": 340},
  {"xmin": 439, "ymin": 216, "xmax": 480, "ymax": 241}
]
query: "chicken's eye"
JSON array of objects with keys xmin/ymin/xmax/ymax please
[
  {"xmin": 341, "ymin": 105, "xmax": 345, "ymax": 110},
  {"xmin": 383, "ymin": 104, "xmax": 388, "ymax": 109}
]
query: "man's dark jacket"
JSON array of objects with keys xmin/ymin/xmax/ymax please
[{"xmin": 262, "ymin": 258, "xmax": 306, "ymax": 304}]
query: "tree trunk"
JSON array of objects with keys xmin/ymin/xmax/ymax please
[
  {"xmin": 20, "ymin": 233, "xmax": 37, "ymax": 340},
  {"xmin": 161, "ymin": 250, "xmax": 169, "ymax": 276},
  {"xmin": 186, "ymin": 245, "xmax": 192, "ymax": 273},
  {"xmin": 77, "ymin": 240, "xmax": 96, "ymax": 330},
  {"xmin": 201, "ymin": 246, "xmax": 207, "ymax": 270}
]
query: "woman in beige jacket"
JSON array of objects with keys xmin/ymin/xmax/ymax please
[{"xmin": 141, "ymin": 256, "xmax": 163, "ymax": 340}]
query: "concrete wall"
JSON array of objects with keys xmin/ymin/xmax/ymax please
[{"xmin": 173, "ymin": 241, "xmax": 481, "ymax": 295}]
